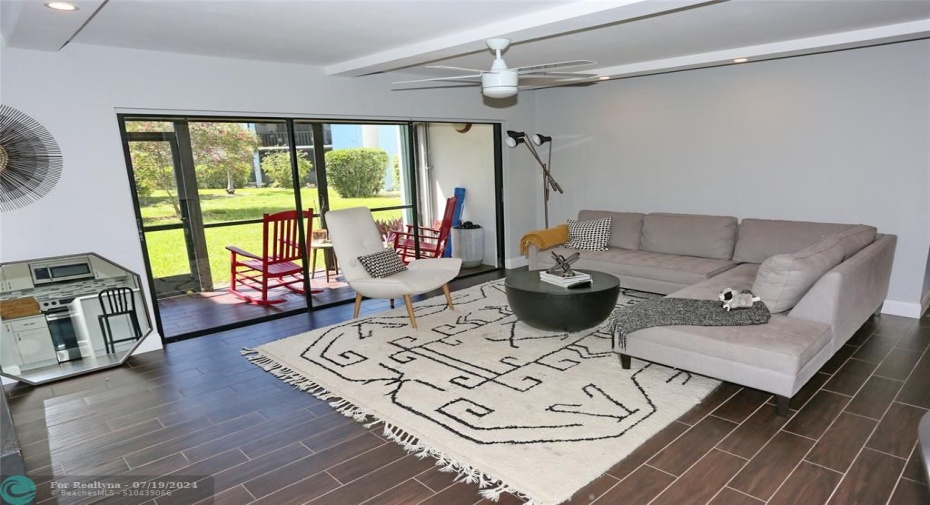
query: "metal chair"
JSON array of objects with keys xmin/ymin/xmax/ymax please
[
  {"xmin": 97, "ymin": 287, "xmax": 143, "ymax": 354},
  {"xmin": 226, "ymin": 209, "xmax": 320, "ymax": 305}
]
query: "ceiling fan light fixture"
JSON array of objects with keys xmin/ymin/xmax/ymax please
[{"xmin": 482, "ymin": 71, "xmax": 518, "ymax": 99}]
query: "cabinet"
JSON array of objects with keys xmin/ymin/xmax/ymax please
[
  {"xmin": 89, "ymin": 256, "xmax": 129, "ymax": 280},
  {"xmin": 0, "ymin": 326, "xmax": 23, "ymax": 373},
  {"xmin": 1, "ymin": 315, "xmax": 56, "ymax": 371},
  {"xmin": 0, "ymin": 263, "xmax": 33, "ymax": 293}
]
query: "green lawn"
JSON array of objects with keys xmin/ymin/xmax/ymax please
[{"xmin": 141, "ymin": 188, "xmax": 405, "ymax": 285}]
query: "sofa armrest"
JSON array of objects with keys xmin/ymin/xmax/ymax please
[
  {"xmin": 527, "ymin": 244, "xmax": 549, "ymax": 270},
  {"xmin": 789, "ymin": 234, "xmax": 896, "ymax": 346}
]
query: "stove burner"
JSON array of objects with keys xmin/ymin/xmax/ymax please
[{"xmin": 40, "ymin": 297, "xmax": 75, "ymax": 313}]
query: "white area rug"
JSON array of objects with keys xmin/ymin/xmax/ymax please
[{"xmin": 245, "ymin": 280, "xmax": 720, "ymax": 505}]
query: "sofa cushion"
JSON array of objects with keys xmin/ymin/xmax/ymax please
[
  {"xmin": 752, "ymin": 235, "xmax": 845, "ymax": 313},
  {"xmin": 627, "ymin": 313, "xmax": 832, "ymax": 376},
  {"xmin": 566, "ymin": 217, "xmax": 611, "ymax": 251},
  {"xmin": 733, "ymin": 219, "xmax": 855, "ymax": 263},
  {"xmin": 669, "ymin": 263, "xmax": 761, "ymax": 301},
  {"xmin": 538, "ymin": 246, "xmax": 737, "ymax": 287},
  {"xmin": 578, "ymin": 210, "xmax": 644, "ymax": 250},
  {"xmin": 834, "ymin": 224, "xmax": 877, "ymax": 260},
  {"xmin": 640, "ymin": 213, "xmax": 738, "ymax": 260}
]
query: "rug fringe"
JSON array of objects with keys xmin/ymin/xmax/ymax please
[
  {"xmin": 244, "ymin": 347, "xmax": 547, "ymax": 504},
  {"xmin": 379, "ymin": 420, "xmax": 538, "ymax": 503}
]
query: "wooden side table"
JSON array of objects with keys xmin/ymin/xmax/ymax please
[{"xmin": 311, "ymin": 240, "xmax": 339, "ymax": 282}]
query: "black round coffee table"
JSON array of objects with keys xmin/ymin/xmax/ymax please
[{"xmin": 505, "ymin": 270, "xmax": 620, "ymax": 332}]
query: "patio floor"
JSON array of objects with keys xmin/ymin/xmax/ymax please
[{"xmin": 156, "ymin": 264, "xmax": 498, "ymax": 339}]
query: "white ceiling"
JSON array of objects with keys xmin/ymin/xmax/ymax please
[{"xmin": 3, "ymin": 0, "xmax": 929, "ymax": 84}]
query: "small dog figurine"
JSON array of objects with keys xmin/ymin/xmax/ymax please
[{"xmin": 719, "ymin": 288, "xmax": 761, "ymax": 311}]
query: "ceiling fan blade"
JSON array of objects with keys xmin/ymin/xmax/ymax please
[
  {"xmin": 394, "ymin": 83, "xmax": 482, "ymax": 91},
  {"xmin": 426, "ymin": 65, "xmax": 487, "ymax": 73},
  {"xmin": 519, "ymin": 72, "xmax": 598, "ymax": 79},
  {"xmin": 393, "ymin": 74, "xmax": 482, "ymax": 85},
  {"xmin": 519, "ymin": 81, "xmax": 599, "ymax": 91},
  {"xmin": 514, "ymin": 60, "xmax": 597, "ymax": 73}
]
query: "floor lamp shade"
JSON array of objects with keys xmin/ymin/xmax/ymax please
[{"xmin": 504, "ymin": 130, "xmax": 562, "ymax": 228}]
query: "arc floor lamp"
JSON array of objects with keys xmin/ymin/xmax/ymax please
[{"xmin": 506, "ymin": 130, "xmax": 563, "ymax": 228}]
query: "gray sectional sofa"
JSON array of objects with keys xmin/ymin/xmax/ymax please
[{"xmin": 526, "ymin": 210, "xmax": 897, "ymax": 415}]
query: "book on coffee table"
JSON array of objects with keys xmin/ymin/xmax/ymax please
[{"xmin": 539, "ymin": 271, "xmax": 592, "ymax": 287}]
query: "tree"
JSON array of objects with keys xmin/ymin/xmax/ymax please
[
  {"xmin": 127, "ymin": 121, "xmax": 259, "ymax": 217},
  {"xmin": 261, "ymin": 151, "xmax": 313, "ymax": 188},
  {"xmin": 188, "ymin": 122, "xmax": 259, "ymax": 193},
  {"xmin": 325, "ymin": 148, "xmax": 388, "ymax": 198},
  {"xmin": 126, "ymin": 123, "xmax": 181, "ymax": 215}
]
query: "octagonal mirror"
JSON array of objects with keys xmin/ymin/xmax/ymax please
[{"xmin": 0, "ymin": 252, "xmax": 152, "ymax": 385}]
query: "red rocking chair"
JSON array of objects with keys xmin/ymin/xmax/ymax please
[
  {"xmin": 226, "ymin": 209, "xmax": 319, "ymax": 305},
  {"xmin": 393, "ymin": 196, "xmax": 457, "ymax": 264}
]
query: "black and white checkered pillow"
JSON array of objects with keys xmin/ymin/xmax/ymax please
[
  {"xmin": 565, "ymin": 217, "xmax": 612, "ymax": 251},
  {"xmin": 357, "ymin": 249, "xmax": 408, "ymax": 278}
]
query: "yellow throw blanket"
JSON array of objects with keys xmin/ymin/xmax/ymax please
[{"xmin": 519, "ymin": 224, "xmax": 569, "ymax": 256}]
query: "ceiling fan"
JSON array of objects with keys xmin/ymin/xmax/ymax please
[{"xmin": 392, "ymin": 38, "xmax": 597, "ymax": 99}]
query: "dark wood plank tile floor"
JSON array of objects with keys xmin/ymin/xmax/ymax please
[{"xmin": 6, "ymin": 278, "xmax": 930, "ymax": 505}]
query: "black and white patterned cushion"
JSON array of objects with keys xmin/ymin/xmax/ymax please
[
  {"xmin": 565, "ymin": 217, "xmax": 612, "ymax": 251},
  {"xmin": 358, "ymin": 249, "xmax": 408, "ymax": 278}
]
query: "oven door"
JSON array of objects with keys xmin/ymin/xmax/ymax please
[{"xmin": 45, "ymin": 311, "xmax": 81, "ymax": 362}]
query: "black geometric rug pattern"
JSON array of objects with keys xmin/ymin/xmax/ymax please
[{"xmin": 246, "ymin": 279, "xmax": 720, "ymax": 505}]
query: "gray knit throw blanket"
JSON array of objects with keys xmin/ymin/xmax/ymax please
[{"xmin": 609, "ymin": 298, "xmax": 771, "ymax": 351}]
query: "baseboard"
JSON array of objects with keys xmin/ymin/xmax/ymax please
[
  {"xmin": 881, "ymin": 299, "xmax": 922, "ymax": 319},
  {"xmin": 922, "ymin": 289, "xmax": 930, "ymax": 317},
  {"xmin": 505, "ymin": 256, "xmax": 528, "ymax": 269}
]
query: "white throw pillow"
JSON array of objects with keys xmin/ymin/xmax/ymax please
[
  {"xmin": 357, "ymin": 249, "xmax": 408, "ymax": 278},
  {"xmin": 565, "ymin": 218, "xmax": 612, "ymax": 251}
]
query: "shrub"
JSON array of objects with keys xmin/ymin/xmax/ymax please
[
  {"xmin": 261, "ymin": 151, "xmax": 313, "ymax": 188},
  {"xmin": 392, "ymin": 154, "xmax": 401, "ymax": 191},
  {"xmin": 325, "ymin": 148, "xmax": 388, "ymax": 198},
  {"xmin": 195, "ymin": 163, "xmax": 251, "ymax": 189}
]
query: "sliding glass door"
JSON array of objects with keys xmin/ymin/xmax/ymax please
[
  {"xmin": 295, "ymin": 121, "xmax": 416, "ymax": 305},
  {"xmin": 120, "ymin": 115, "xmax": 503, "ymax": 343},
  {"xmin": 121, "ymin": 117, "xmax": 312, "ymax": 340}
]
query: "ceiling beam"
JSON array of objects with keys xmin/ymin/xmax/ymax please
[
  {"xmin": 588, "ymin": 19, "xmax": 930, "ymax": 80},
  {"xmin": 325, "ymin": 0, "xmax": 717, "ymax": 77}
]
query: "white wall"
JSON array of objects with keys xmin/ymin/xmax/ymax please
[
  {"xmin": 536, "ymin": 40, "xmax": 930, "ymax": 315},
  {"xmin": 0, "ymin": 43, "xmax": 541, "ymax": 355},
  {"xmin": 426, "ymin": 123, "xmax": 498, "ymax": 267}
]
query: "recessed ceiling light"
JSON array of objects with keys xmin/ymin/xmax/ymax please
[
  {"xmin": 733, "ymin": 58, "xmax": 749, "ymax": 63},
  {"xmin": 45, "ymin": 2, "xmax": 79, "ymax": 11},
  {"xmin": 598, "ymin": 76, "xmax": 610, "ymax": 81}
]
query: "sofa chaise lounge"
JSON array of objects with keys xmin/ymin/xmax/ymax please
[{"xmin": 526, "ymin": 211, "xmax": 897, "ymax": 415}]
